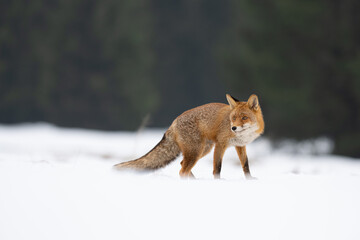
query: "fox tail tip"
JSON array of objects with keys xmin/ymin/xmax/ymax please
[{"xmin": 113, "ymin": 162, "xmax": 125, "ymax": 170}]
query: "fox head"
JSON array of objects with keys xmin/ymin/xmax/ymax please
[{"xmin": 226, "ymin": 94, "xmax": 265, "ymax": 136}]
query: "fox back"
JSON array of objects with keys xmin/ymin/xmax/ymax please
[{"xmin": 172, "ymin": 94, "xmax": 264, "ymax": 147}]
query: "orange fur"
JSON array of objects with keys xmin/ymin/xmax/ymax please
[{"xmin": 114, "ymin": 94, "xmax": 265, "ymax": 179}]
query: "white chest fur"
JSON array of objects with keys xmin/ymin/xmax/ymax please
[{"xmin": 228, "ymin": 124, "xmax": 260, "ymax": 146}]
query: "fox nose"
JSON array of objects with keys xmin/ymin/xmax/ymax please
[{"xmin": 231, "ymin": 126, "xmax": 237, "ymax": 131}]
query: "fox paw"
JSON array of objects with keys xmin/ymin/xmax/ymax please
[{"xmin": 245, "ymin": 175, "xmax": 258, "ymax": 180}]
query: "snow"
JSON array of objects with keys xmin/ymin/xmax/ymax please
[{"xmin": 0, "ymin": 123, "xmax": 360, "ymax": 240}]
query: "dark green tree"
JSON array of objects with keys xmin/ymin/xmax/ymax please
[
  {"xmin": 0, "ymin": 0, "xmax": 158, "ymax": 130},
  {"xmin": 150, "ymin": 0, "xmax": 229, "ymax": 125},
  {"xmin": 220, "ymin": 0, "xmax": 360, "ymax": 157}
]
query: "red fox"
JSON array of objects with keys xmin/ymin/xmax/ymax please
[{"xmin": 114, "ymin": 94, "xmax": 264, "ymax": 179}]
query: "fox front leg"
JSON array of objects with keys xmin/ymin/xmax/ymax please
[
  {"xmin": 235, "ymin": 146, "xmax": 256, "ymax": 180},
  {"xmin": 213, "ymin": 144, "xmax": 226, "ymax": 179}
]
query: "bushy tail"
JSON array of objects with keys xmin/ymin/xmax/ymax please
[{"xmin": 114, "ymin": 130, "xmax": 181, "ymax": 171}]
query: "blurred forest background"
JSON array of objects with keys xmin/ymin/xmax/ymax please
[{"xmin": 0, "ymin": 0, "xmax": 359, "ymax": 157}]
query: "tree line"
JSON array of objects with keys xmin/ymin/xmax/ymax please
[{"xmin": 0, "ymin": 0, "xmax": 359, "ymax": 157}]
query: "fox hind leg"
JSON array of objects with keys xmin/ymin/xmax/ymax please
[
  {"xmin": 179, "ymin": 151, "xmax": 200, "ymax": 178},
  {"xmin": 179, "ymin": 140, "xmax": 213, "ymax": 178},
  {"xmin": 180, "ymin": 160, "xmax": 195, "ymax": 178},
  {"xmin": 176, "ymin": 128, "xmax": 207, "ymax": 178},
  {"xmin": 179, "ymin": 143, "xmax": 205, "ymax": 178}
]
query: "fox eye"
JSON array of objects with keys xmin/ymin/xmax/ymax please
[
  {"xmin": 232, "ymin": 116, "xmax": 236, "ymax": 121},
  {"xmin": 242, "ymin": 116, "xmax": 248, "ymax": 120}
]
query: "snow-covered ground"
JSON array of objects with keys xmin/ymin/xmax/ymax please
[{"xmin": 0, "ymin": 123, "xmax": 359, "ymax": 240}]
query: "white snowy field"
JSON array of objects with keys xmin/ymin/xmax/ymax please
[{"xmin": 0, "ymin": 123, "xmax": 360, "ymax": 240}]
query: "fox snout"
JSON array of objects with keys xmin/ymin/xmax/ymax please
[
  {"xmin": 231, "ymin": 123, "xmax": 254, "ymax": 133},
  {"xmin": 231, "ymin": 125, "xmax": 243, "ymax": 132}
]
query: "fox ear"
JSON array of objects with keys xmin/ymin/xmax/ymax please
[
  {"xmin": 247, "ymin": 94, "xmax": 259, "ymax": 110},
  {"xmin": 226, "ymin": 94, "xmax": 239, "ymax": 109}
]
